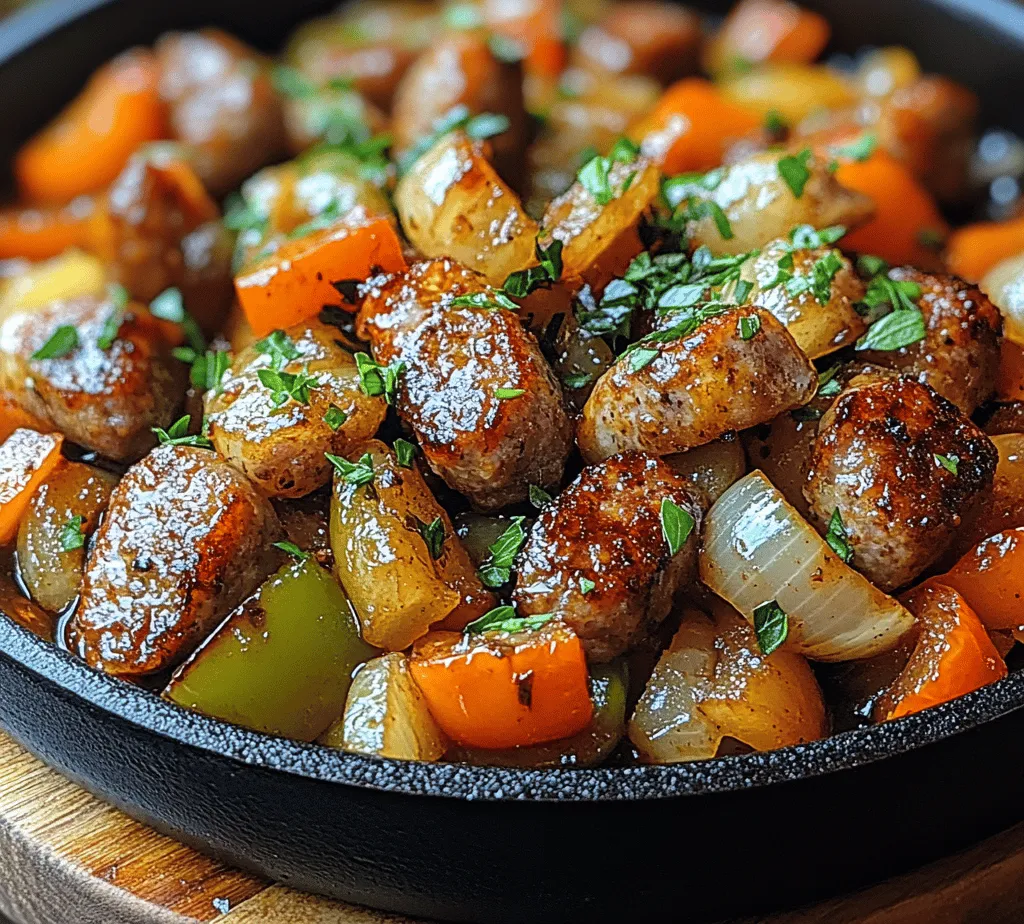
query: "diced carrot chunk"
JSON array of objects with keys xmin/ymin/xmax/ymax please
[
  {"xmin": 941, "ymin": 528, "xmax": 1024, "ymax": 631},
  {"xmin": 946, "ymin": 216, "xmax": 1024, "ymax": 284},
  {"xmin": 0, "ymin": 429, "xmax": 63, "ymax": 545}
]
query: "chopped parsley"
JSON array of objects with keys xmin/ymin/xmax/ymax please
[
  {"xmin": 397, "ymin": 105, "xmax": 510, "ymax": 175},
  {"xmin": 153, "ymin": 415, "xmax": 213, "ymax": 449},
  {"xmin": 660, "ymin": 498, "xmax": 695, "ymax": 555},
  {"xmin": 394, "ymin": 438, "xmax": 416, "ymax": 468},
  {"xmin": 450, "ymin": 290, "xmax": 519, "ymax": 311},
  {"xmin": 257, "ymin": 367, "xmax": 321, "ymax": 407},
  {"xmin": 272, "ymin": 65, "xmax": 319, "ymax": 100},
  {"xmin": 738, "ymin": 314, "xmax": 761, "ymax": 340},
  {"xmin": 579, "ymin": 576, "xmax": 596, "ymax": 595},
  {"xmin": 173, "ymin": 348, "xmax": 230, "ymax": 394},
  {"xmin": 477, "ymin": 516, "xmax": 528, "ymax": 589},
  {"xmin": 817, "ymin": 364, "xmax": 842, "ymax": 398},
  {"xmin": 256, "ymin": 330, "xmax": 302, "ymax": 370},
  {"xmin": 529, "ymin": 484, "xmax": 553, "ymax": 509},
  {"xmin": 764, "ymin": 110, "xmax": 789, "ymax": 136},
  {"xmin": 576, "ymin": 137, "xmax": 640, "ymax": 206},
  {"xmin": 355, "ymin": 353, "xmax": 405, "ymax": 403},
  {"xmin": 59, "ymin": 515, "xmax": 86, "ymax": 553},
  {"xmin": 32, "ymin": 325, "xmax": 79, "ymax": 360},
  {"xmin": 825, "ymin": 509, "xmax": 853, "ymax": 563},
  {"xmin": 324, "ymin": 405, "xmax": 347, "ymax": 431},
  {"xmin": 856, "ymin": 308, "xmax": 926, "ymax": 352},
  {"xmin": 855, "ymin": 267, "xmax": 927, "ymax": 352},
  {"xmin": 778, "ymin": 148, "xmax": 813, "ymax": 198},
  {"xmin": 150, "ymin": 287, "xmax": 205, "ymax": 353},
  {"xmin": 502, "ymin": 239, "xmax": 564, "ymax": 298},
  {"xmin": 495, "ymin": 387, "xmax": 526, "ymax": 400},
  {"xmin": 464, "ymin": 606, "xmax": 554, "ymax": 635},
  {"xmin": 96, "ymin": 284, "xmax": 130, "ymax": 350},
  {"xmin": 935, "ymin": 453, "xmax": 960, "ymax": 475},
  {"xmin": 833, "ymin": 133, "xmax": 877, "ymax": 163},
  {"xmin": 326, "ymin": 451, "xmax": 375, "ymax": 487},
  {"xmin": 274, "ymin": 541, "xmax": 310, "ymax": 562},
  {"xmin": 416, "ymin": 516, "xmax": 446, "ymax": 560},
  {"xmin": 753, "ymin": 600, "xmax": 789, "ymax": 656}
]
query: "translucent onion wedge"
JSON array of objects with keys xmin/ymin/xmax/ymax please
[{"xmin": 700, "ymin": 471, "xmax": 915, "ymax": 661}]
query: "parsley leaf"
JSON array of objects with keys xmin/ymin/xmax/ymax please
[
  {"xmin": 753, "ymin": 600, "xmax": 789, "ymax": 656},
  {"xmin": 778, "ymin": 148, "xmax": 813, "ymax": 198},
  {"xmin": 256, "ymin": 330, "xmax": 302, "ymax": 370},
  {"xmin": 464, "ymin": 606, "xmax": 554, "ymax": 635},
  {"xmin": 59, "ymin": 515, "xmax": 86, "ymax": 552},
  {"xmin": 153, "ymin": 415, "xmax": 213, "ymax": 449},
  {"xmin": 856, "ymin": 308, "xmax": 926, "ymax": 352},
  {"xmin": 355, "ymin": 353, "xmax": 405, "ymax": 403},
  {"xmin": 495, "ymin": 387, "xmax": 526, "ymax": 399},
  {"xmin": 738, "ymin": 314, "xmax": 761, "ymax": 340},
  {"xmin": 396, "ymin": 105, "xmax": 510, "ymax": 175},
  {"xmin": 833, "ymin": 133, "xmax": 877, "ymax": 163},
  {"xmin": 394, "ymin": 438, "xmax": 416, "ymax": 468},
  {"xmin": 579, "ymin": 576, "xmax": 596, "ymax": 595},
  {"xmin": 661, "ymin": 498, "xmax": 695, "ymax": 555},
  {"xmin": 176, "ymin": 349, "xmax": 230, "ymax": 394},
  {"xmin": 825, "ymin": 509, "xmax": 853, "ymax": 563},
  {"xmin": 935, "ymin": 453, "xmax": 960, "ymax": 475},
  {"xmin": 324, "ymin": 405, "xmax": 348, "ymax": 431},
  {"xmin": 326, "ymin": 451, "xmax": 375, "ymax": 487},
  {"xmin": 529, "ymin": 484, "xmax": 553, "ymax": 509},
  {"xmin": 257, "ymin": 367, "xmax": 321, "ymax": 407},
  {"xmin": 32, "ymin": 325, "xmax": 78, "ymax": 360},
  {"xmin": 477, "ymin": 516, "xmax": 528, "ymax": 588},
  {"xmin": 450, "ymin": 290, "xmax": 519, "ymax": 311},
  {"xmin": 576, "ymin": 138, "xmax": 639, "ymax": 205},
  {"xmin": 272, "ymin": 65, "xmax": 318, "ymax": 100},
  {"xmin": 96, "ymin": 284, "xmax": 130, "ymax": 349},
  {"xmin": 502, "ymin": 239, "xmax": 564, "ymax": 298},
  {"xmin": 274, "ymin": 541, "xmax": 310, "ymax": 562},
  {"xmin": 150, "ymin": 287, "xmax": 205, "ymax": 353},
  {"xmin": 817, "ymin": 364, "xmax": 842, "ymax": 398},
  {"xmin": 416, "ymin": 516, "xmax": 446, "ymax": 560}
]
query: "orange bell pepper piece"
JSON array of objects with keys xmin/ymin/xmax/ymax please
[
  {"xmin": 234, "ymin": 214, "xmax": 407, "ymax": 338},
  {"xmin": 0, "ymin": 429, "xmax": 63, "ymax": 545},
  {"xmin": 629, "ymin": 78, "xmax": 762, "ymax": 175},
  {"xmin": 996, "ymin": 340, "xmax": 1024, "ymax": 403},
  {"xmin": 882, "ymin": 582, "xmax": 1006, "ymax": 721},
  {"xmin": 945, "ymin": 215, "xmax": 1024, "ymax": 284},
  {"xmin": 0, "ymin": 398, "xmax": 48, "ymax": 444},
  {"xmin": 409, "ymin": 621, "xmax": 594, "ymax": 749},
  {"xmin": 0, "ymin": 199, "xmax": 96, "ymax": 261},
  {"xmin": 940, "ymin": 528, "xmax": 1024, "ymax": 631},
  {"xmin": 704, "ymin": 0, "xmax": 830, "ymax": 74},
  {"xmin": 15, "ymin": 49, "xmax": 169, "ymax": 205},
  {"xmin": 833, "ymin": 150, "xmax": 948, "ymax": 268}
]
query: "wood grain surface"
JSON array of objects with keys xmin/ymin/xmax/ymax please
[{"xmin": 0, "ymin": 728, "xmax": 1022, "ymax": 924}]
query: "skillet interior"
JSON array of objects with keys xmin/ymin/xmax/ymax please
[{"xmin": 1, "ymin": 1, "xmax": 1024, "ymax": 921}]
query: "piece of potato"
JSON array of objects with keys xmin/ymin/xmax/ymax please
[
  {"xmin": 741, "ymin": 238, "xmax": 867, "ymax": 359},
  {"xmin": 679, "ymin": 150, "xmax": 874, "ymax": 256},
  {"xmin": 395, "ymin": 131, "xmax": 538, "ymax": 287},
  {"xmin": 321, "ymin": 652, "xmax": 448, "ymax": 762},
  {"xmin": 330, "ymin": 439, "xmax": 495, "ymax": 651},
  {"xmin": 541, "ymin": 153, "xmax": 660, "ymax": 294},
  {"xmin": 17, "ymin": 460, "xmax": 118, "ymax": 613},
  {"xmin": 205, "ymin": 320, "xmax": 387, "ymax": 498},
  {"xmin": 721, "ymin": 64, "xmax": 855, "ymax": 125},
  {"xmin": 71, "ymin": 444, "xmax": 283, "ymax": 676},
  {"xmin": 664, "ymin": 436, "xmax": 747, "ymax": 507},
  {"xmin": 628, "ymin": 603, "xmax": 827, "ymax": 763},
  {"xmin": 0, "ymin": 250, "xmax": 107, "ymax": 324}
]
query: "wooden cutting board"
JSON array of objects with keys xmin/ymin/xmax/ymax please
[{"xmin": 0, "ymin": 729, "xmax": 1021, "ymax": 924}]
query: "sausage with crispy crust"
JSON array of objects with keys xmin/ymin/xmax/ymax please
[
  {"xmin": 577, "ymin": 306, "xmax": 816, "ymax": 463},
  {"xmin": 513, "ymin": 453, "xmax": 704, "ymax": 662},
  {"xmin": 804, "ymin": 375, "xmax": 996, "ymax": 591},
  {"xmin": 358, "ymin": 259, "xmax": 572, "ymax": 511},
  {"xmin": 71, "ymin": 444, "xmax": 283, "ymax": 676},
  {"xmin": 858, "ymin": 267, "xmax": 1002, "ymax": 414}
]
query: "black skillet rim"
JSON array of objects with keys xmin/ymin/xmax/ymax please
[{"xmin": 2, "ymin": 0, "xmax": 1024, "ymax": 805}]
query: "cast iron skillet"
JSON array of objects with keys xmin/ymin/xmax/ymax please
[{"xmin": 2, "ymin": 1, "xmax": 1024, "ymax": 921}]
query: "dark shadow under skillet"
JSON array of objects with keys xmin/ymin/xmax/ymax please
[{"xmin": 3, "ymin": 0, "xmax": 1024, "ymax": 921}]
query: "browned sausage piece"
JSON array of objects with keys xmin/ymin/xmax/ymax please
[
  {"xmin": 71, "ymin": 444, "xmax": 283, "ymax": 676},
  {"xmin": 571, "ymin": 1, "xmax": 702, "ymax": 85},
  {"xmin": 804, "ymin": 375, "xmax": 997, "ymax": 592},
  {"xmin": 156, "ymin": 29, "xmax": 286, "ymax": 197},
  {"xmin": 0, "ymin": 294, "xmax": 188, "ymax": 462},
  {"xmin": 358, "ymin": 259, "xmax": 572, "ymax": 511},
  {"xmin": 577, "ymin": 306, "xmax": 816, "ymax": 463},
  {"xmin": 859, "ymin": 267, "xmax": 1002, "ymax": 415},
  {"xmin": 390, "ymin": 33, "xmax": 529, "ymax": 187},
  {"xmin": 513, "ymin": 453, "xmax": 704, "ymax": 662}
]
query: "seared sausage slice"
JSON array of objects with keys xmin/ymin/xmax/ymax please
[
  {"xmin": 0, "ymin": 293, "xmax": 187, "ymax": 462},
  {"xmin": 513, "ymin": 453, "xmax": 703, "ymax": 662},
  {"xmin": 72, "ymin": 444, "xmax": 283, "ymax": 676},
  {"xmin": 358, "ymin": 259, "xmax": 572, "ymax": 511},
  {"xmin": 858, "ymin": 267, "xmax": 1002, "ymax": 415},
  {"xmin": 804, "ymin": 375, "xmax": 996, "ymax": 591},
  {"xmin": 577, "ymin": 306, "xmax": 816, "ymax": 463}
]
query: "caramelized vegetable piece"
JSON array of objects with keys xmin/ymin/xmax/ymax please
[
  {"xmin": 629, "ymin": 78, "xmax": 762, "ymax": 175},
  {"xmin": 702, "ymin": 471, "xmax": 916, "ymax": 661},
  {"xmin": 0, "ymin": 429, "xmax": 63, "ymax": 545},
  {"xmin": 950, "ymin": 216, "xmax": 1024, "ymax": 285},
  {"xmin": 391, "ymin": 33, "xmax": 528, "ymax": 185},
  {"xmin": 577, "ymin": 307, "xmax": 816, "ymax": 463},
  {"xmin": 833, "ymin": 150, "xmax": 947, "ymax": 269},
  {"xmin": 572, "ymin": 2, "xmax": 702, "ymax": 85},
  {"xmin": 235, "ymin": 213, "xmax": 406, "ymax": 337},
  {"xmin": 164, "ymin": 558, "xmax": 375, "ymax": 742},
  {"xmin": 0, "ymin": 293, "xmax": 188, "ymax": 462},
  {"xmin": 996, "ymin": 341, "xmax": 1024, "ymax": 404},
  {"xmin": 357, "ymin": 260, "xmax": 572, "ymax": 510},
  {"xmin": 941, "ymin": 528, "xmax": 1024, "ymax": 631},
  {"xmin": 663, "ymin": 437, "xmax": 747, "ymax": 507},
  {"xmin": 0, "ymin": 397, "xmax": 47, "ymax": 444},
  {"xmin": 805, "ymin": 376, "xmax": 997, "ymax": 591},
  {"xmin": 330, "ymin": 440, "xmax": 494, "ymax": 651},
  {"xmin": 629, "ymin": 605, "xmax": 827, "ymax": 764},
  {"xmin": 514, "ymin": 453, "xmax": 704, "ymax": 662},
  {"xmin": 953, "ymin": 433, "xmax": 1024, "ymax": 556},
  {"xmin": 0, "ymin": 200, "xmax": 96, "ymax": 261},
  {"xmin": 449, "ymin": 661, "xmax": 629, "ymax": 768},
  {"xmin": 205, "ymin": 321, "xmax": 387, "ymax": 498},
  {"xmin": 409, "ymin": 621, "xmax": 594, "ymax": 749},
  {"xmin": 72, "ymin": 445, "xmax": 283, "ymax": 676},
  {"xmin": 155, "ymin": 30, "xmax": 286, "ymax": 197},
  {"xmin": 395, "ymin": 132, "xmax": 539, "ymax": 287},
  {"xmin": 981, "ymin": 251, "xmax": 1024, "ymax": 346},
  {"xmin": 721, "ymin": 64, "xmax": 855, "ymax": 126},
  {"xmin": 0, "ymin": 573, "xmax": 54, "ymax": 641},
  {"xmin": 703, "ymin": 0, "xmax": 830, "ymax": 76},
  {"xmin": 873, "ymin": 583, "xmax": 1006, "ymax": 721},
  {"xmin": 322, "ymin": 651, "xmax": 447, "ymax": 761},
  {"xmin": 17, "ymin": 460, "xmax": 117, "ymax": 613},
  {"xmin": 681, "ymin": 150, "xmax": 874, "ymax": 256},
  {"xmin": 742, "ymin": 238, "xmax": 867, "ymax": 359},
  {"xmin": 88, "ymin": 149, "xmax": 226, "ymax": 313},
  {"xmin": 0, "ymin": 249, "xmax": 107, "ymax": 322},
  {"xmin": 541, "ymin": 153, "xmax": 660, "ymax": 294},
  {"xmin": 858, "ymin": 268, "xmax": 1002, "ymax": 415},
  {"xmin": 15, "ymin": 49, "xmax": 168, "ymax": 204}
]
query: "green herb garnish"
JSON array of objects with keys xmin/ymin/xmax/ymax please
[
  {"xmin": 935, "ymin": 453, "xmax": 960, "ymax": 475},
  {"xmin": 394, "ymin": 438, "xmax": 416, "ymax": 468},
  {"xmin": 326, "ymin": 451, "xmax": 375, "ymax": 487},
  {"xmin": 660, "ymin": 498, "xmax": 695, "ymax": 555},
  {"xmin": 59, "ymin": 515, "xmax": 86, "ymax": 552},
  {"xmin": 825, "ymin": 509, "xmax": 853, "ymax": 563},
  {"xmin": 778, "ymin": 148, "xmax": 812, "ymax": 198},
  {"xmin": 529, "ymin": 484, "xmax": 553, "ymax": 509},
  {"xmin": 274, "ymin": 541, "xmax": 310, "ymax": 562},
  {"xmin": 464, "ymin": 606, "xmax": 554, "ymax": 635},
  {"xmin": 324, "ymin": 405, "xmax": 347, "ymax": 431},
  {"xmin": 354, "ymin": 353, "xmax": 405, "ymax": 404},
  {"xmin": 31, "ymin": 325, "xmax": 78, "ymax": 360},
  {"xmin": 753, "ymin": 600, "xmax": 789, "ymax": 656},
  {"xmin": 416, "ymin": 516, "xmax": 446, "ymax": 560},
  {"xmin": 153, "ymin": 415, "xmax": 213, "ymax": 449},
  {"xmin": 477, "ymin": 516, "xmax": 528, "ymax": 589}
]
